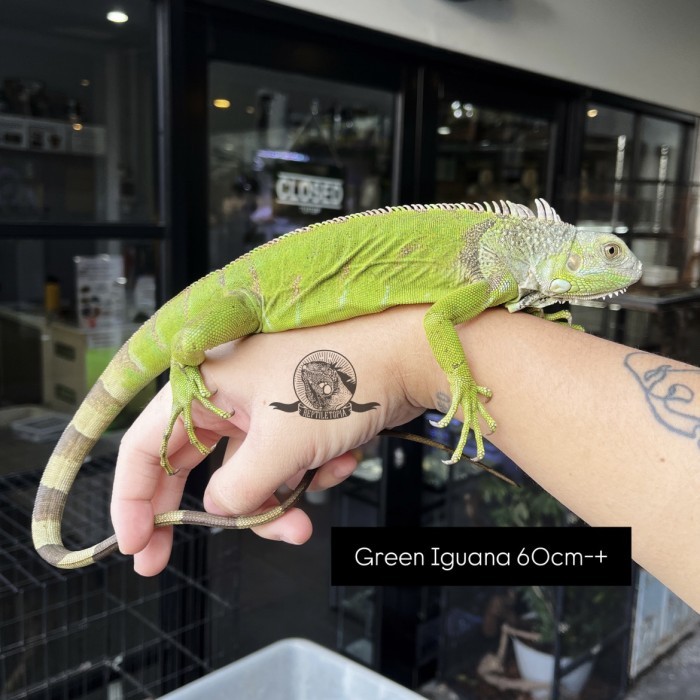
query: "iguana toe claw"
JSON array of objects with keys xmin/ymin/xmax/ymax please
[
  {"xmin": 159, "ymin": 447, "xmax": 178, "ymax": 475},
  {"xmin": 196, "ymin": 394, "xmax": 232, "ymax": 420},
  {"xmin": 433, "ymin": 373, "xmax": 495, "ymax": 464},
  {"xmin": 157, "ymin": 363, "xmax": 233, "ymax": 475},
  {"xmin": 429, "ymin": 417, "xmax": 449, "ymax": 429}
]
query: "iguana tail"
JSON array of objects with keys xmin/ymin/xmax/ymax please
[
  {"xmin": 31, "ymin": 333, "xmax": 167, "ymax": 569},
  {"xmin": 31, "ymin": 307, "xmax": 316, "ymax": 569}
]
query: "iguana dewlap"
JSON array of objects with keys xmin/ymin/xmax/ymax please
[{"xmin": 32, "ymin": 199, "xmax": 642, "ymax": 568}]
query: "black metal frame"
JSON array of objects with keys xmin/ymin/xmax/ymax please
[{"xmin": 0, "ymin": 223, "xmax": 166, "ymax": 240}]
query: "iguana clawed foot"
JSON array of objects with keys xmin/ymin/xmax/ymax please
[
  {"xmin": 159, "ymin": 363, "xmax": 233, "ymax": 475},
  {"xmin": 430, "ymin": 370, "xmax": 497, "ymax": 464},
  {"xmin": 528, "ymin": 308, "xmax": 585, "ymax": 332},
  {"xmin": 542, "ymin": 309, "xmax": 585, "ymax": 331}
]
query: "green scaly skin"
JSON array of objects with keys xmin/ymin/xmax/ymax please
[{"xmin": 32, "ymin": 199, "xmax": 642, "ymax": 568}]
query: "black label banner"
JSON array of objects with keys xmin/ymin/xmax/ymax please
[{"xmin": 331, "ymin": 527, "xmax": 632, "ymax": 586}]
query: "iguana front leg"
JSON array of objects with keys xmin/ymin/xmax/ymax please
[
  {"xmin": 423, "ymin": 281, "xmax": 514, "ymax": 464},
  {"xmin": 162, "ymin": 292, "xmax": 262, "ymax": 474}
]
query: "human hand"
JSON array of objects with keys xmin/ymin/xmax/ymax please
[
  {"xmin": 108, "ymin": 299, "xmax": 700, "ymax": 613},
  {"xmin": 111, "ymin": 308, "xmax": 429, "ymax": 575}
]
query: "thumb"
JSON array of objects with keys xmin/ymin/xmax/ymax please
[{"xmin": 202, "ymin": 426, "xmax": 323, "ymax": 542}]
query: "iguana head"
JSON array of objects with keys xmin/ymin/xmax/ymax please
[{"xmin": 492, "ymin": 201, "xmax": 643, "ymax": 312}]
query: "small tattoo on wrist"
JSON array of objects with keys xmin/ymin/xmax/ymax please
[
  {"xmin": 436, "ymin": 391, "xmax": 451, "ymax": 414},
  {"xmin": 270, "ymin": 350, "xmax": 379, "ymax": 420}
]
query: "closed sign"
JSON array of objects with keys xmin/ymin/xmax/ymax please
[{"xmin": 275, "ymin": 171, "xmax": 344, "ymax": 214}]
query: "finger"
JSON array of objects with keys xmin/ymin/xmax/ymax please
[
  {"xmin": 244, "ymin": 488, "xmax": 314, "ymax": 545},
  {"xmin": 249, "ymin": 452, "xmax": 357, "ymax": 543},
  {"xmin": 112, "ymin": 387, "xmax": 177, "ymax": 555},
  {"xmin": 206, "ymin": 430, "xmax": 315, "ymax": 544},
  {"xmin": 250, "ymin": 454, "xmax": 356, "ymax": 544},
  {"xmin": 130, "ymin": 469, "xmax": 187, "ymax": 576},
  {"xmin": 203, "ymin": 426, "xmax": 320, "ymax": 518},
  {"xmin": 111, "ymin": 385, "xmax": 238, "ymax": 557},
  {"xmin": 203, "ymin": 434, "xmax": 358, "ymax": 546},
  {"xmin": 122, "ymin": 425, "xmax": 241, "ymax": 576},
  {"xmin": 112, "ymin": 437, "xmax": 196, "ymax": 557},
  {"xmin": 203, "ymin": 426, "xmax": 323, "ymax": 544},
  {"xmin": 299, "ymin": 451, "xmax": 357, "ymax": 491},
  {"xmin": 252, "ymin": 507, "xmax": 314, "ymax": 544}
]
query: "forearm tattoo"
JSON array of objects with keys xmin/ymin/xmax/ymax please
[{"xmin": 625, "ymin": 351, "xmax": 700, "ymax": 449}]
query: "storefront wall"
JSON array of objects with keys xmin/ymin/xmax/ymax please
[{"xmin": 268, "ymin": 0, "xmax": 700, "ymax": 116}]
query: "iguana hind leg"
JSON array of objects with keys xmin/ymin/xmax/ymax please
[{"xmin": 162, "ymin": 291, "xmax": 262, "ymax": 474}]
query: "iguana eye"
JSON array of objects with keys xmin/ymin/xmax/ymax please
[{"xmin": 604, "ymin": 243, "xmax": 621, "ymax": 260}]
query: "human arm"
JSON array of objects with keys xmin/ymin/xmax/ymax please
[
  {"xmin": 111, "ymin": 305, "xmax": 700, "ymax": 611},
  {"xmin": 425, "ymin": 308, "xmax": 700, "ymax": 612}
]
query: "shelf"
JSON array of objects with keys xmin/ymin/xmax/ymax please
[
  {"xmin": 575, "ymin": 223, "xmax": 682, "ymax": 238},
  {"xmin": 0, "ymin": 113, "xmax": 106, "ymax": 157}
]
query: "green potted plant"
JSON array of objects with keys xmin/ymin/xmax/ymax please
[
  {"xmin": 512, "ymin": 584, "xmax": 626, "ymax": 699},
  {"xmin": 477, "ymin": 477, "xmax": 626, "ymax": 698}
]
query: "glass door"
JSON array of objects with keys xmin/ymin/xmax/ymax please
[
  {"xmin": 579, "ymin": 104, "xmax": 691, "ymax": 266},
  {"xmin": 433, "ymin": 99, "xmax": 554, "ymax": 208},
  {"xmin": 208, "ymin": 62, "xmax": 397, "ymax": 268},
  {"xmin": 204, "ymin": 35, "xmax": 402, "ymax": 664}
]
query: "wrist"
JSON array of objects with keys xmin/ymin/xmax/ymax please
[{"xmin": 392, "ymin": 305, "xmax": 506, "ymax": 415}]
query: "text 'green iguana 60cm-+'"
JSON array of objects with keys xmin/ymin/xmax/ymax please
[{"xmin": 32, "ymin": 199, "xmax": 642, "ymax": 568}]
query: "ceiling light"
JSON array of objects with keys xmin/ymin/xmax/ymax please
[
  {"xmin": 213, "ymin": 98, "xmax": 231, "ymax": 109},
  {"xmin": 587, "ymin": 108, "xmax": 599, "ymax": 118},
  {"xmin": 107, "ymin": 10, "xmax": 129, "ymax": 24},
  {"xmin": 437, "ymin": 126, "xmax": 451, "ymax": 135}
]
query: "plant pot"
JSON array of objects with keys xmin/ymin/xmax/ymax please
[{"xmin": 512, "ymin": 636, "xmax": 594, "ymax": 700}]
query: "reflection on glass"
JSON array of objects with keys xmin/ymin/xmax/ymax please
[
  {"xmin": 208, "ymin": 62, "xmax": 396, "ymax": 267},
  {"xmin": 0, "ymin": 238, "xmax": 160, "ymax": 414},
  {"xmin": 435, "ymin": 101, "xmax": 551, "ymax": 206},
  {"xmin": 580, "ymin": 105, "xmax": 688, "ymax": 235},
  {"xmin": 580, "ymin": 104, "xmax": 635, "ymax": 229},
  {"xmin": 0, "ymin": 2, "xmax": 156, "ymax": 223},
  {"xmin": 579, "ymin": 103, "xmax": 693, "ymax": 280},
  {"xmin": 635, "ymin": 116, "xmax": 683, "ymax": 234},
  {"xmin": 0, "ymin": 238, "xmax": 159, "ymax": 320},
  {"xmin": 638, "ymin": 116, "xmax": 683, "ymax": 181}
]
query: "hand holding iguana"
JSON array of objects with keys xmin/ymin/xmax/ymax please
[
  {"xmin": 33, "ymin": 199, "xmax": 642, "ymax": 569},
  {"xmin": 112, "ymin": 304, "xmax": 700, "ymax": 619}
]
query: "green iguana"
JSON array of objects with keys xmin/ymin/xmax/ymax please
[{"xmin": 32, "ymin": 199, "xmax": 642, "ymax": 568}]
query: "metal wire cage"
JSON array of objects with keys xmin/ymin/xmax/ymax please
[{"xmin": 0, "ymin": 455, "xmax": 240, "ymax": 700}]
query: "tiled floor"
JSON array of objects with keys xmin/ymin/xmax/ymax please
[{"xmin": 624, "ymin": 628, "xmax": 700, "ymax": 699}]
